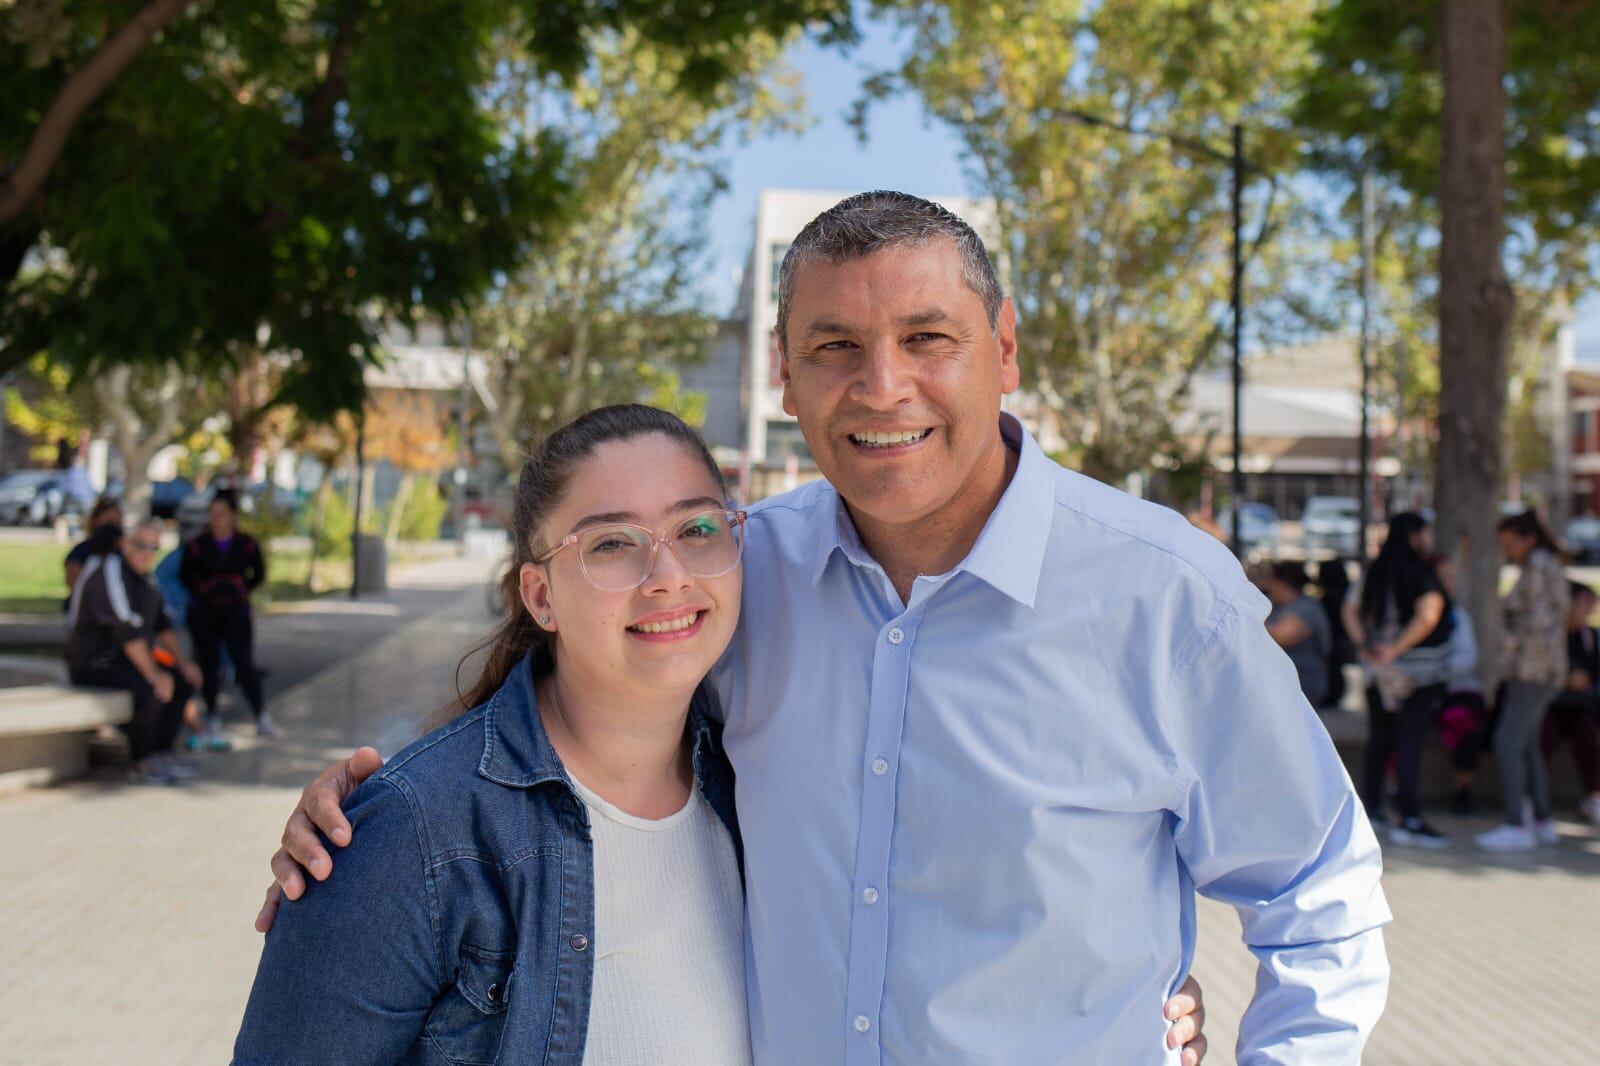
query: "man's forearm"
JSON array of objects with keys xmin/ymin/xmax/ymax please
[
  {"xmin": 1237, "ymin": 926, "xmax": 1389, "ymax": 1064},
  {"xmin": 122, "ymin": 640, "xmax": 160, "ymax": 684}
]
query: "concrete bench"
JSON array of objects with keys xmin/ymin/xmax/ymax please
[{"xmin": 0, "ymin": 686, "xmax": 133, "ymax": 793}]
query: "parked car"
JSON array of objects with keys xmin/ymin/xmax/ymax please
[
  {"xmin": 1219, "ymin": 502, "xmax": 1282, "ymax": 556},
  {"xmin": 0, "ymin": 470, "xmax": 88, "ymax": 526},
  {"xmin": 1301, "ymin": 496, "xmax": 1362, "ymax": 558},
  {"xmin": 148, "ymin": 477, "xmax": 196, "ymax": 520},
  {"xmin": 1567, "ymin": 516, "xmax": 1600, "ymax": 564}
]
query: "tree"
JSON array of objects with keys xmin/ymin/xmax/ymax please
[
  {"xmin": 856, "ymin": 0, "xmax": 1312, "ymax": 484},
  {"xmin": 1297, "ymin": 0, "xmax": 1600, "ymax": 685},
  {"xmin": 1, "ymin": 0, "xmax": 852, "ymax": 418},
  {"xmin": 469, "ymin": 27, "xmax": 804, "ymax": 469}
]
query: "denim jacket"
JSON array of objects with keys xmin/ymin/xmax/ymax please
[{"xmin": 233, "ymin": 655, "xmax": 740, "ymax": 1065}]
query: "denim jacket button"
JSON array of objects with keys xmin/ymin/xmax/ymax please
[{"xmin": 570, "ymin": 934, "xmax": 589, "ymax": 952}]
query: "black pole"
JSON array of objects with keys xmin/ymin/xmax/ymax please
[
  {"xmin": 1358, "ymin": 158, "xmax": 1374, "ymax": 570},
  {"xmin": 1229, "ymin": 123, "xmax": 1245, "ymax": 559},
  {"xmin": 350, "ymin": 408, "xmax": 365, "ymax": 599}
]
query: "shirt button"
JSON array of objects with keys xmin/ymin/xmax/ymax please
[
  {"xmin": 871, "ymin": 758, "xmax": 889, "ymax": 776},
  {"xmin": 570, "ymin": 934, "xmax": 589, "ymax": 952},
  {"xmin": 853, "ymin": 1015, "xmax": 872, "ymax": 1034},
  {"xmin": 887, "ymin": 627, "xmax": 904, "ymax": 645},
  {"xmin": 863, "ymin": 887, "xmax": 879, "ymax": 905}
]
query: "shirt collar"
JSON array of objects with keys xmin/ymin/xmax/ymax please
[
  {"xmin": 809, "ymin": 413, "xmax": 1056, "ymax": 608},
  {"xmin": 477, "ymin": 653, "xmax": 723, "ymax": 789}
]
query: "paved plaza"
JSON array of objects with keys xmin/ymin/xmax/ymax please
[{"xmin": 0, "ymin": 553, "xmax": 1596, "ymax": 1064}]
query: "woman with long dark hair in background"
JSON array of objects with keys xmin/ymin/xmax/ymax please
[
  {"xmin": 179, "ymin": 490, "xmax": 269, "ymax": 738},
  {"xmin": 1343, "ymin": 512, "xmax": 1454, "ymax": 848},
  {"xmin": 1476, "ymin": 510, "xmax": 1570, "ymax": 853}
]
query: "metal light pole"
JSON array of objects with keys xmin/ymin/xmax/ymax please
[
  {"xmin": 1053, "ymin": 108, "xmax": 1256, "ymax": 559},
  {"xmin": 1357, "ymin": 157, "xmax": 1375, "ymax": 570},
  {"xmin": 1229, "ymin": 123, "xmax": 1245, "ymax": 559},
  {"xmin": 350, "ymin": 407, "xmax": 366, "ymax": 600}
]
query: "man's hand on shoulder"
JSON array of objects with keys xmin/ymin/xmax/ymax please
[{"xmin": 254, "ymin": 746, "xmax": 383, "ymax": 933}]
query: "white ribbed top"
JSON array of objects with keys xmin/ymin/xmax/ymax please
[{"xmin": 568, "ymin": 773, "xmax": 750, "ymax": 1066}]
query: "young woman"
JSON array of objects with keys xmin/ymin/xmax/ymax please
[
  {"xmin": 234, "ymin": 405, "xmax": 752, "ymax": 1063},
  {"xmin": 1343, "ymin": 512, "xmax": 1454, "ymax": 847},
  {"xmin": 234, "ymin": 405, "xmax": 1209, "ymax": 1065},
  {"xmin": 179, "ymin": 490, "xmax": 269, "ymax": 737},
  {"xmin": 1476, "ymin": 510, "xmax": 1569, "ymax": 853}
]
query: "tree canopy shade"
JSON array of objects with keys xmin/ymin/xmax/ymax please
[{"xmin": 0, "ymin": 0, "xmax": 852, "ymax": 420}]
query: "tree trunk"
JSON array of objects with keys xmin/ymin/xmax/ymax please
[
  {"xmin": 1435, "ymin": 0, "xmax": 1513, "ymax": 688},
  {"xmin": 93, "ymin": 363, "xmax": 184, "ymax": 518}
]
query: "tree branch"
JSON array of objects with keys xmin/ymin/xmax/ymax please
[{"xmin": 0, "ymin": 0, "xmax": 198, "ymax": 226}]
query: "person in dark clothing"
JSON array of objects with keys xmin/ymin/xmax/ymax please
[
  {"xmin": 1342, "ymin": 512, "xmax": 1454, "ymax": 848},
  {"xmin": 63, "ymin": 496, "xmax": 123, "ymax": 608},
  {"xmin": 179, "ymin": 490, "xmax": 271, "ymax": 737},
  {"xmin": 1542, "ymin": 581, "xmax": 1600, "ymax": 826},
  {"xmin": 1259, "ymin": 560, "xmax": 1333, "ymax": 707},
  {"xmin": 1317, "ymin": 560, "xmax": 1356, "ymax": 710},
  {"xmin": 68, "ymin": 520, "xmax": 202, "ymax": 784}
]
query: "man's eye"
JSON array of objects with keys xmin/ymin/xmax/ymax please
[{"xmin": 908, "ymin": 332, "xmax": 947, "ymax": 343}]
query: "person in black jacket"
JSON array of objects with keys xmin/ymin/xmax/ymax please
[
  {"xmin": 179, "ymin": 490, "xmax": 271, "ymax": 737},
  {"xmin": 1543, "ymin": 581, "xmax": 1600, "ymax": 826},
  {"xmin": 68, "ymin": 520, "xmax": 202, "ymax": 784}
]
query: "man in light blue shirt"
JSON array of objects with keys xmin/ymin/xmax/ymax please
[{"xmin": 268, "ymin": 191, "xmax": 1387, "ymax": 1063}]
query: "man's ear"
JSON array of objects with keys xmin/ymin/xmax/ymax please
[
  {"xmin": 776, "ymin": 328, "xmax": 799, "ymax": 417},
  {"xmin": 997, "ymin": 297, "xmax": 1020, "ymax": 395}
]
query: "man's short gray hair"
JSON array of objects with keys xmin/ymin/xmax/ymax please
[{"xmin": 775, "ymin": 190, "xmax": 1002, "ymax": 347}]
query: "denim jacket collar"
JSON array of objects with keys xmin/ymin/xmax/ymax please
[{"xmin": 477, "ymin": 653, "xmax": 725, "ymax": 790}]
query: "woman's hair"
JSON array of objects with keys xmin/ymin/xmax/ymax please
[
  {"xmin": 88, "ymin": 522, "xmax": 124, "ymax": 557},
  {"xmin": 1316, "ymin": 558, "xmax": 1350, "ymax": 601},
  {"xmin": 440, "ymin": 405, "xmax": 726, "ymax": 729},
  {"xmin": 1268, "ymin": 560, "xmax": 1308, "ymax": 592},
  {"xmin": 88, "ymin": 496, "xmax": 121, "ymax": 524},
  {"xmin": 1498, "ymin": 508, "xmax": 1562, "ymax": 558},
  {"xmin": 210, "ymin": 489, "xmax": 240, "ymax": 514},
  {"xmin": 1360, "ymin": 511, "xmax": 1430, "ymax": 629}
]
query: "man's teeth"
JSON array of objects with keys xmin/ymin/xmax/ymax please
[
  {"xmin": 631, "ymin": 613, "xmax": 701, "ymax": 634},
  {"xmin": 851, "ymin": 429, "xmax": 930, "ymax": 448}
]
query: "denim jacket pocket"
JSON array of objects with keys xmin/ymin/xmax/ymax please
[{"xmin": 424, "ymin": 946, "xmax": 516, "ymax": 1065}]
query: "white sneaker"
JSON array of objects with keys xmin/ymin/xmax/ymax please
[
  {"xmin": 256, "ymin": 713, "xmax": 277, "ymax": 738},
  {"xmin": 1533, "ymin": 819, "xmax": 1560, "ymax": 845},
  {"xmin": 1475, "ymin": 823, "xmax": 1537, "ymax": 853}
]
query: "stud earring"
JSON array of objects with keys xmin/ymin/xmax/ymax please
[{"xmin": 537, "ymin": 614, "xmax": 551, "ymax": 626}]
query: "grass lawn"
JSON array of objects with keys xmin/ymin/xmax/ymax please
[
  {"xmin": 264, "ymin": 547, "xmax": 352, "ymax": 605},
  {"xmin": 0, "ymin": 541, "xmax": 69, "ymax": 614}
]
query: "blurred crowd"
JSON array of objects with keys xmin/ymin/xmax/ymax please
[
  {"xmin": 62, "ymin": 489, "xmax": 270, "ymax": 785},
  {"xmin": 1249, "ymin": 509, "xmax": 1600, "ymax": 853}
]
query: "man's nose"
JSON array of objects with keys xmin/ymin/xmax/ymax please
[{"xmin": 851, "ymin": 341, "xmax": 917, "ymax": 411}]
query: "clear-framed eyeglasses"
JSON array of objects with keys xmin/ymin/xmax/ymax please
[{"xmin": 534, "ymin": 509, "xmax": 748, "ymax": 592}]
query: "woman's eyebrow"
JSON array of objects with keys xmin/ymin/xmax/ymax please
[{"xmin": 568, "ymin": 497, "xmax": 724, "ymax": 533}]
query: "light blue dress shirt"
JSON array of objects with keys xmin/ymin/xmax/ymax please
[{"xmin": 713, "ymin": 415, "xmax": 1390, "ymax": 1065}]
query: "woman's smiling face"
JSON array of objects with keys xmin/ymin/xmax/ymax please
[{"xmin": 519, "ymin": 433, "xmax": 742, "ymax": 697}]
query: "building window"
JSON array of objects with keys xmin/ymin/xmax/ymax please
[
  {"xmin": 766, "ymin": 420, "xmax": 812, "ymax": 464},
  {"xmin": 768, "ymin": 242, "xmax": 790, "ymax": 302},
  {"xmin": 1576, "ymin": 411, "xmax": 1591, "ymax": 453}
]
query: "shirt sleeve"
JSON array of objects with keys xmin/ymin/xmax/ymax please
[
  {"xmin": 1167, "ymin": 580, "xmax": 1391, "ymax": 1064},
  {"xmin": 233, "ymin": 777, "xmax": 443, "ymax": 1064},
  {"xmin": 82, "ymin": 558, "xmax": 146, "ymax": 648},
  {"xmin": 244, "ymin": 536, "xmax": 266, "ymax": 592}
]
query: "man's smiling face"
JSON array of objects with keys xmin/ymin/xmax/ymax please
[{"xmin": 779, "ymin": 238, "xmax": 1020, "ymax": 534}]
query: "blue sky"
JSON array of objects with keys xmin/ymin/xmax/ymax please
[{"xmin": 705, "ymin": 24, "xmax": 1600, "ymax": 358}]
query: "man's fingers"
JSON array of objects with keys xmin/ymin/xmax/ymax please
[
  {"xmin": 1182, "ymin": 1034, "xmax": 1208, "ymax": 1065},
  {"xmin": 1166, "ymin": 1013, "xmax": 1197, "ymax": 1049},
  {"xmin": 254, "ymin": 882, "xmax": 283, "ymax": 933},
  {"xmin": 269, "ymin": 848, "xmax": 305, "ymax": 901},
  {"xmin": 347, "ymin": 746, "xmax": 384, "ymax": 786},
  {"xmin": 281, "ymin": 811, "xmax": 332, "ymax": 881}
]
